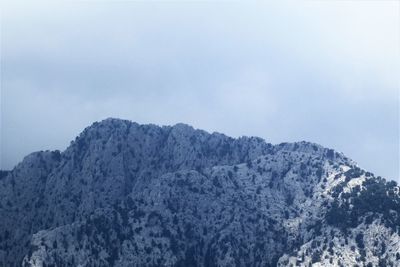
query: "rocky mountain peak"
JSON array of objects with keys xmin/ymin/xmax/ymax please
[{"xmin": 0, "ymin": 119, "xmax": 398, "ymax": 267}]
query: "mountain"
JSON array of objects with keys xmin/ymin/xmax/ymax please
[{"xmin": 0, "ymin": 118, "xmax": 399, "ymax": 267}]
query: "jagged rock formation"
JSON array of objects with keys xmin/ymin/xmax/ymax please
[{"xmin": 0, "ymin": 118, "xmax": 399, "ymax": 267}]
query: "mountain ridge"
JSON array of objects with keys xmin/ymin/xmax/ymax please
[{"xmin": 0, "ymin": 118, "xmax": 398, "ymax": 266}]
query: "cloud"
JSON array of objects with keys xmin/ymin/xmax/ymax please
[{"xmin": 1, "ymin": 0, "xmax": 398, "ymax": 181}]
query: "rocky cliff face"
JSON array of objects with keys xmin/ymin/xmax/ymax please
[{"xmin": 0, "ymin": 118, "xmax": 399, "ymax": 267}]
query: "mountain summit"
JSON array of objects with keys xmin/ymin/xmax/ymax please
[{"xmin": 0, "ymin": 118, "xmax": 399, "ymax": 266}]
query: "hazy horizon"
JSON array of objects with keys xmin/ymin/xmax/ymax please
[{"xmin": 1, "ymin": 0, "xmax": 399, "ymax": 182}]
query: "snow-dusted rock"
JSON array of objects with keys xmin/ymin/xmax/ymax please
[{"xmin": 0, "ymin": 118, "xmax": 398, "ymax": 266}]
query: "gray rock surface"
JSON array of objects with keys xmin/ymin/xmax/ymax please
[{"xmin": 0, "ymin": 118, "xmax": 398, "ymax": 266}]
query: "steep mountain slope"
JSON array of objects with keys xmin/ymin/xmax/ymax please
[{"xmin": 0, "ymin": 118, "xmax": 398, "ymax": 267}]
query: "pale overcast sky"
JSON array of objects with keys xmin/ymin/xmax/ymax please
[{"xmin": 1, "ymin": 1, "xmax": 399, "ymax": 182}]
